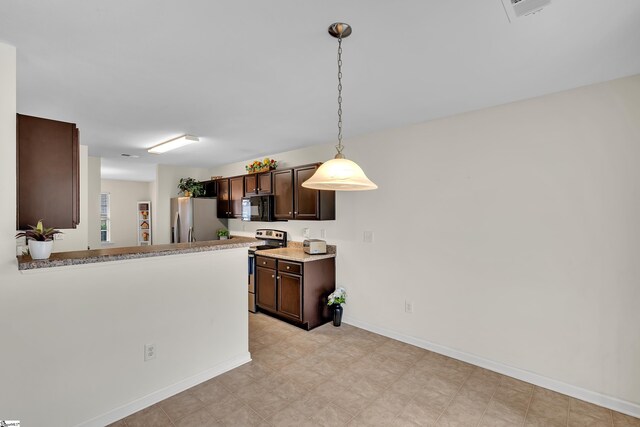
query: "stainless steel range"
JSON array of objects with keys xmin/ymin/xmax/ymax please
[{"xmin": 248, "ymin": 229, "xmax": 287, "ymax": 312}]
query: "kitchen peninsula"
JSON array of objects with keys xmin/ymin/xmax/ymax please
[
  {"xmin": 17, "ymin": 236, "xmax": 260, "ymax": 270},
  {"xmin": 9, "ymin": 237, "xmax": 258, "ymax": 426}
]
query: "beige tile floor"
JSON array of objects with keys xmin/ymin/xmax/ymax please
[{"xmin": 113, "ymin": 313, "xmax": 639, "ymax": 427}]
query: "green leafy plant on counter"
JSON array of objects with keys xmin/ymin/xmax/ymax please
[
  {"xmin": 178, "ymin": 177, "xmax": 204, "ymax": 197},
  {"xmin": 327, "ymin": 287, "xmax": 346, "ymax": 306},
  {"xmin": 15, "ymin": 220, "xmax": 63, "ymax": 241},
  {"xmin": 217, "ymin": 228, "xmax": 230, "ymax": 238}
]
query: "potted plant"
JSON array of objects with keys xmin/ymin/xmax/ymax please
[
  {"xmin": 327, "ymin": 287, "xmax": 346, "ymax": 327},
  {"xmin": 177, "ymin": 177, "xmax": 204, "ymax": 197},
  {"xmin": 15, "ymin": 220, "xmax": 63, "ymax": 260},
  {"xmin": 217, "ymin": 228, "xmax": 230, "ymax": 240}
]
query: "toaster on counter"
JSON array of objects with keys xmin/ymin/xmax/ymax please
[{"xmin": 303, "ymin": 239, "xmax": 327, "ymax": 254}]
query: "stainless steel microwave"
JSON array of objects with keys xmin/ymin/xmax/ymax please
[{"xmin": 242, "ymin": 196, "xmax": 274, "ymax": 222}]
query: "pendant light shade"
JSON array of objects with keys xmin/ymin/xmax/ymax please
[
  {"xmin": 302, "ymin": 157, "xmax": 378, "ymax": 191},
  {"xmin": 302, "ymin": 22, "xmax": 378, "ymax": 192}
]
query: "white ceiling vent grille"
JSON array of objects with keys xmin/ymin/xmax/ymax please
[{"xmin": 501, "ymin": 0, "xmax": 551, "ymax": 22}]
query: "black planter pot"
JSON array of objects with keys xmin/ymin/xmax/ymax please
[{"xmin": 332, "ymin": 304, "xmax": 343, "ymax": 327}]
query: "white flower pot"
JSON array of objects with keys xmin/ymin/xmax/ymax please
[
  {"xmin": 28, "ymin": 240, "xmax": 54, "ymax": 260},
  {"xmin": 219, "ymin": 236, "xmax": 228, "ymax": 240}
]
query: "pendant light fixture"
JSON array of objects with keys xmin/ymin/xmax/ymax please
[{"xmin": 302, "ymin": 23, "xmax": 378, "ymax": 191}]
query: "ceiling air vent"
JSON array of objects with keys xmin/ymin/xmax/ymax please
[{"xmin": 501, "ymin": 0, "xmax": 551, "ymax": 22}]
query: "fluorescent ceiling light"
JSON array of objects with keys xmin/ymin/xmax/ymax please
[{"xmin": 148, "ymin": 135, "xmax": 199, "ymax": 154}]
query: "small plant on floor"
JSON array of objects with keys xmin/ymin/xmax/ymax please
[
  {"xmin": 327, "ymin": 287, "xmax": 346, "ymax": 327},
  {"xmin": 327, "ymin": 287, "xmax": 346, "ymax": 306}
]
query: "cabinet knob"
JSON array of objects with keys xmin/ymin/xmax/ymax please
[
  {"xmin": 263, "ymin": 261, "xmax": 266, "ymax": 265},
  {"xmin": 288, "ymin": 212, "xmax": 292, "ymax": 215},
  {"xmin": 277, "ymin": 276, "xmax": 280, "ymax": 280},
  {"xmin": 286, "ymin": 266, "xmax": 290, "ymax": 270},
  {"xmin": 271, "ymin": 274, "xmax": 274, "ymax": 278},
  {"xmin": 294, "ymin": 212, "xmax": 297, "ymax": 215},
  {"xmin": 254, "ymin": 188, "xmax": 256, "ymax": 191}
]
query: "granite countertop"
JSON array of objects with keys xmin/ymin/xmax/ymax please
[
  {"xmin": 255, "ymin": 243, "xmax": 336, "ymax": 263},
  {"xmin": 17, "ymin": 236, "xmax": 262, "ymax": 271}
]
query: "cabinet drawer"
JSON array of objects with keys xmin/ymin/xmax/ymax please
[
  {"xmin": 278, "ymin": 260, "xmax": 302, "ymax": 275},
  {"xmin": 256, "ymin": 256, "xmax": 276, "ymax": 269}
]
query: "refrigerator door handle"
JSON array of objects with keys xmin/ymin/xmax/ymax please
[
  {"xmin": 189, "ymin": 227, "xmax": 194, "ymax": 242},
  {"xmin": 173, "ymin": 211, "xmax": 180, "ymax": 243}
]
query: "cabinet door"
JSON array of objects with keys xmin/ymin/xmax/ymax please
[
  {"xmin": 200, "ymin": 180, "xmax": 217, "ymax": 198},
  {"xmin": 278, "ymin": 272, "xmax": 303, "ymax": 321},
  {"xmin": 230, "ymin": 176, "xmax": 245, "ymax": 218},
  {"xmin": 17, "ymin": 114, "xmax": 80, "ymax": 229},
  {"xmin": 256, "ymin": 266, "xmax": 277, "ymax": 312},
  {"xmin": 258, "ymin": 172, "xmax": 272, "ymax": 194},
  {"xmin": 273, "ymin": 169, "xmax": 293, "ymax": 220},
  {"xmin": 216, "ymin": 179, "xmax": 229, "ymax": 218},
  {"xmin": 294, "ymin": 165, "xmax": 320, "ymax": 220},
  {"xmin": 244, "ymin": 174, "xmax": 258, "ymax": 196}
]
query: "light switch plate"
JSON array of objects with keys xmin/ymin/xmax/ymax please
[{"xmin": 363, "ymin": 230, "xmax": 374, "ymax": 243}]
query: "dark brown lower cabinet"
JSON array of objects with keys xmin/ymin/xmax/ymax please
[
  {"xmin": 278, "ymin": 273, "xmax": 302, "ymax": 321},
  {"xmin": 256, "ymin": 266, "xmax": 277, "ymax": 312},
  {"xmin": 255, "ymin": 255, "xmax": 335, "ymax": 330}
]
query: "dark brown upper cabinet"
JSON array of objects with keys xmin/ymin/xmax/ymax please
[
  {"xmin": 272, "ymin": 164, "xmax": 335, "ymax": 221},
  {"xmin": 17, "ymin": 114, "xmax": 79, "ymax": 230},
  {"xmin": 216, "ymin": 176, "xmax": 244, "ymax": 218},
  {"xmin": 294, "ymin": 164, "xmax": 335, "ymax": 221},
  {"xmin": 197, "ymin": 180, "xmax": 217, "ymax": 198},
  {"xmin": 273, "ymin": 169, "xmax": 294, "ymax": 220},
  {"xmin": 244, "ymin": 172, "xmax": 273, "ymax": 196},
  {"xmin": 216, "ymin": 178, "xmax": 230, "ymax": 218}
]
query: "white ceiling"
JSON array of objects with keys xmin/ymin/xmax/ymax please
[{"xmin": 1, "ymin": 1, "xmax": 639, "ymax": 181}]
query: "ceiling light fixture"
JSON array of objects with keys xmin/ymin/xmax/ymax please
[
  {"xmin": 148, "ymin": 135, "xmax": 200, "ymax": 154},
  {"xmin": 302, "ymin": 23, "xmax": 378, "ymax": 192}
]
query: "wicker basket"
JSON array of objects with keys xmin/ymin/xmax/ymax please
[{"xmin": 249, "ymin": 165, "xmax": 274, "ymax": 174}]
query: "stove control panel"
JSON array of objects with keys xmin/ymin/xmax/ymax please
[{"xmin": 255, "ymin": 229, "xmax": 287, "ymax": 241}]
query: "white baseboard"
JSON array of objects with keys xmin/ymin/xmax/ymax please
[
  {"xmin": 343, "ymin": 316, "xmax": 640, "ymax": 419},
  {"xmin": 76, "ymin": 352, "xmax": 252, "ymax": 427}
]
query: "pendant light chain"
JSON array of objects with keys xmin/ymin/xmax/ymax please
[{"xmin": 336, "ymin": 37, "xmax": 344, "ymax": 157}]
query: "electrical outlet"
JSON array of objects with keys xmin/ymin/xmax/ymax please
[
  {"xmin": 303, "ymin": 228, "xmax": 310, "ymax": 239},
  {"xmin": 144, "ymin": 343, "xmax": 156, "ymax": 361},
  {"xmin": 320, "ymin": 229, "xmax": 326, "ymax": 239},
  {"xmin": 53, "ymin": 233, "xmax": 64, "ymax": 240},
  {"xmin": 363, "ymin": 230, "xmax": 374, "ymax": 243},
  {"xmin": 405, "ymin": 300, "xmax": 413, "ymax": 314}
]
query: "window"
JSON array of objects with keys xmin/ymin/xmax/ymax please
[{"xmin": 100, "ymin": 192, "xmax": 111, "ymax": 243}]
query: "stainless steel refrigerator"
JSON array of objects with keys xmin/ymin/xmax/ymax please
[{"xmin": 171, "ymin": 197, "xmax": 227, "ymax": 243}]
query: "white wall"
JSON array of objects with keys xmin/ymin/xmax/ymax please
[
  {"xmin": 0, "ymin": 43, "xmax": 248, "ymax": 426},
  {"xmin": 101, "ymin": 179, "xmax": 153, "ymax": 248},
  {"xmin": 212, "ymin": 75, "xmax": 640, "ymax": 412},
  {"xmin": 153, "ymin": 164, "xmax": 211, "ymax": 244},
  {"xmin": 87, "ymin": 156, "xmax": 102, "ymax": 249},
  {"xmin": 0, "ymin": 42, "xmax": 16, "ymax": 266}
]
